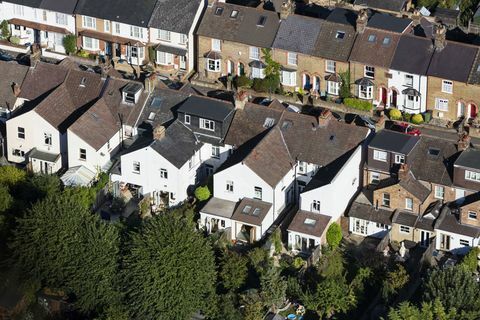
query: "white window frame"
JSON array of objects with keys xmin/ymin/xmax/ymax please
[
  {"xmin": 298, "ymin": 161, "xmax": 307, "ymax": 174},
  {"xmin": 382, "ymin": 193, "xmax": 390, "ymax": 207},
  {"xmin": 179, "ymin": 34, "xmax": 187, "ymax": 44},
  {"xmin": 157, "ymin": 51, "xmax": 173, "ymax": 65},
  {"xmin": 132, "ymin": 161, "xmax": 140, "ymax": 174},
  {"xmin": 327, "ymin": 81, "xmax": 339, "ymax": 95},
  {"xmin": 207, "ymin": 59, "xmax": 221, "ymax": 72},
  {"xmin": 158, "ymin": 30, "xmax": 171, "ymax": 41},
  {"xmin": 226, "ymin": 180, "xmax": 234, "ymax": 193},
  {"xmin": 83, "ymin": 36, "xmax": 99, "ymax": 50},
  {"xmin": 287, "ymin": 52, "xmax": 297, "ymax": 66},
  {"xmin": 249, "ymin": 46, "xmax": 260, "ymax": 60},
  {"xmin": 44, "ymin": 133, "xmax": 52, "ymax": 146},
  {"xmin": 325, "ymin": 60, "xmax": 336, "ymax": 73},
  {"xmin": 55, "ymin": 13, "xmax": 68, "ymax": 26},
  {"xmin": 17, "ymin": 127, "xmax": 25, "ymax": 139},
  {"xmin": 251, "ymin": 67, "xmax": 265, "ymax": 79},
  {"xmin": 465, "ymin": 170, "xmax": 480, "ymax": 182},
  {"xmin": 200, "ymin": 118, "xmax": 215, "ymax": 131},
  {"xmin": 311, "ymin": 200, "xmax": 321, "ymax": 212},
  {"xmin": 434, "ymin": 186, "xmax": 445, "ymax": 199},
  {"xmin": 211, "ymin": 38, "xmax": 221, "ymax": 51},
  {"xmin": 435, "ymin": 98, "xmax": 449, "ymax": 111},
  {"xmin": 254, "ymin": 186, "xmax": 262, "ymax": 200},
  {"xmin": 114, "ymin": 23, "xmax": 120, "ymax": 34},
  {"xmin": 281, "ymin": 71, "xmax": 296, "ymax": 86},
  {"xmin": 373, "ymin": 150, "xmax": 387, "ymax": 162},
  {"xmin": 468, "ymin": 211, "xmax": 477, "ymax": 220},
  {"xmin": 184, "ymin": 114, "xmax": 191, "ymax": 124},
  {"xmin": 104, "ymin": 20, "xmax": 110, "ymax": 32},
  {"xmin": 405, "ymin": 198, "xmax": 413, "ymax": 211},
  {"xmin": 160, "ymin": 168, "xmax": 168, "ymax": 179},
  {"xmin": 442, "ymin": 80, "xmax": 453, "ymax": 94},
  {"xmin": 82, "ymin": 16, "xmax": 96, "ymax": 29},
  {"xmin": 79, "ymin": 148, "xmax": 87, "ymax": 161},
  {"xmin": 405, "ymin": 74, "xmax": 413, "ymax": 87},
  {"xmin": 459, "ymin": 239, "xmax": 470, "ymax": 246},
  {"xmin": 400, "ymin": 225, "xmax": 410, "ymax": 234},
  {"xmin": 130, "ymin": 26, "xmax": 143, "ymax": 39},
  {"xmin": 364, "ymin": 65, "xmax": 375, "ymax": 79},
  {"xmin": 394, "ymin": 154, "xmax": 405, "ymax": 164},
  {"xmin": 370, "ymin": 172, "xmax": 380, "ymax": 184},
  {"xmin": 359, "ymin": 85, "xmax": 373, "ymax": 99},
  {"xmin": 14, "ymin": 4, "xmax": 24, "ymax": 16},
  {"xmin": 211, "ymin": 146, "xmax": 220, "ymax": 158}
]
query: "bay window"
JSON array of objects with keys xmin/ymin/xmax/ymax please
[
  {"xmin": 281, "ymin": 71, "xmax": 296, "ymax": 86},
  {"xmin": 207, "ymin": 59, "xmax": 221, "ymax": 72}
]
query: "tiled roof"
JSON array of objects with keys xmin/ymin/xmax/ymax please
[
  {"xmin": 347, "ymin": 201, "xmax": 393, "ymax": 226},
  {"xmin": 287, "ymin": 210, "xmax": 331, "ymax": 238},
  {"xmin": 349, "ymin": 29, "xmax": 401, "ymax": 68},
  {"xmin": 427, "ymin": 41, "xmax": 478, "ymax": 82},
  {"xmin": 177, "ymin": 95, "xmax": 234, "ymax": 122},
  {"xmin": 200, "ymin": 197, "xmax": 237, "ymax": 219},
  {"xmin": 368, "ymin": 129, "xmax": 420, "ymax": 155},
  {"xmin": 437, "ymin": 210, "xmax": 480, "ymax": 238},
  {"xmin": 272, "ymin": 14, "xmax": 323, "ymax": 55},
  {"xmin": 148, "ymin": 0, "xmax": 201, "ymax": 34},
  {"xmin": 390, "ymin": 35, "xmax": 433, "ymax": 75},
  {"xmin": 399, "ymin": 171, "xmax": 430, "ymax": 202},
  {"xmin": 313, "ymin": 20, "xmax": 356, "ymax": 61},
  {"xmin": 231, "ymin": 197, "xmax": 272, "ymax": 226},
  {"xmin": 367, "ymin": 13, "xmax": 412, "ymax": 33},
  {"xmin": 454, "ymin": 148, "xmax": 480, "ymax": 170},
  {"xmin": 0, "ymin": 61, "xmax": 29, "ymax": 110},
  {"xmin": 20, "ymin": 62, "xmax": 68, "ymax": 101},
  {"xmin": 354, "ymin": 0, "xmax": 407, "ymax": 13}
]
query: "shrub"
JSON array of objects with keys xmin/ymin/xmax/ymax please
[
  {"xmin": 0, "ymin": 20, "xmax": 10, "ymax": 39},
  {"xmin": 293, "ymin": 257, "xmax": 305, "ymax": 269},
  {"xmin": 77, "ymin": 49, "xmax": 89, "ymax": 58},
  {"xmin": 403, "ymin": 112, "xmax": 412, "ymax": 123},
  {"xmin": 339, "ymin": 71, "xmax": 351, "ymax": 100},
  {"xmin": 460, "ymin": 247, "xmax": 480, "ymax": 273},
  {"xmin": 9, "ymin": 36, "xmax": 20, "ymax": 45},
  {"xmin": 236, "ymin": 75, "xmax": 252, "ymax": 88},
  {"xmin": 252, "ymin": 78, "xmax": 268, "ymax": 92},
  {"xmin": 62, "ymin": 34, "xmax": 77, "ymax": 55},
  {"xmin": 411, "ymin": 113, "xmax": 424, "ymax": 124},
  {"xmin": 194, "ymin": 185, "xmax": 211, "ymax": 201},
  {"xmin": 344, "ymin": 98, "xmax": 372, "ymax": 111},
  {"xmin": 326, "ymin": 223, "xmax": 342, "ymax": 248},
  {"xmin": 389, "ymin": 108, "xmax": 402, "ymax": 120}
]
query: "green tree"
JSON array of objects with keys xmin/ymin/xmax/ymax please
[
  {"xmin": 63, "ymin": 34, "xmax": 77, "ymax": 55},
  {"xmin": 220, "ymin": 251, "xmax": 248, "ymax": 292},
  {"xmin": 382, "ymin": 264, "xmax": 409, "ymax": 301},
  {"xmin": 194, "ymin": 185, "xmax": 211, "ymax": 201},
  {"xmin": 241, "ymin": 290, "xmax": 264, "ymax": 320},
  {"xmin": 318, "ymin": 248, "xmax": 345, "ymax": 278},
  {"xmin": 387, "ymin": 299, "xmax": 457, "ymax": 320},
  {"xmin": 248, "ymin": 247, "xmax": 272, "ymax": 275},
  {"xmin": 461, "ymin": 247, "xmax": 480, "ymax": 273},
  {"xmin": 339, "ymin": 70, "xmax": 351, "ymax": 100},
  {"xmin": 261, "ymin": 48, "xmax": 281, "ymax": 95},
  {"xmin": 0, "ymin": 20, "xmax": 10, "ymax": 39},
  {"xmin": 0, "ymin": 165, "xmax": 27, "ymax": 187},
  {"xmin": 260, "ymin": 267, "xmax": 287, "ymax": 311},
  {"xmin": 123, "ymin": 212, "xmax": 217, "ymax": 319},
  {"xmin": 214, "ymin": 292, "xmax": 243, "ymax": 320},
  {"xmin": 0, "ymin": 183, "xmax": 12, "ymax": 213},
  {"xmin": 326, "ymin": 223, "xmax": 342, "ymax": 248},
  {"xmin": 10, "ymin": 194, "xmax": 122, "ymax": 314},
  {"xmin": 423, "ymin": 265, "xmax": 480, "ymax": 312}
]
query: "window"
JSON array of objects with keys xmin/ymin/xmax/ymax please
[
  {"xmin": 442, "ymin": 80, "xmax": 453, "ymax": 94},
  {"xmin": 130, "ymin": 26, "xmax": 143, "ymax": 38},
  {"xmin": 13, "ymin": 4, "xmax": 24, "ymax": 16},
  {"xmin": 405, "ymin": 74, "xmax": 413, "ymax": 87},
  {"xmin": 373, "ymin": 150, "xmax": 387, "ymax": 162},
  {"xmin": 434, "ymin": 186, "xmax": 444, "ymax": 199},
  {"xmin": 394, "ymin": 154, "xmax": 405, "ymax": 164},
  {"xmin": 211, "ymin": 38, "xmax": 221, "ymax": 51},
  {"xmin": 12, "ymin": 149, "xmax": 24, "ymax": 157},
  {"xmin": 180, "ymin": 34, "xmax": 187, "ymax": 44},
  {"xmin": 132, "ymin": 161, "xmax": 140, "ymax": 173},
  {"xmin": 79, "ymin": 148, "xmax": 87, "ymax": 161},
  {"xmin": 42, "ymin": 10, "xmax": 47, "ymax": 21},
  {"xmin": 367, "ymin": 34, "xmax": 376, "ymax": 42},
  {"xmin": 287, "ymin": 52, "xmax": 297, "ymax": 65},
  {"xmin": 325, "ymin": 60, "xmax": 336, "ymax": 73},
  {"xmin": 263, "ymin": 117, "xmax": 275, "ymax": 128},
  {"xmin": 257, "ymin": 15, "xmax": 267, "ymax": 26},
  {"xmin": 254, "ymin": 187, "xmax": 262, "ymax": 200},
  {"xmin": 160, "ymin": 168, "xmax": 168, "ymax": 179},
  {"xmin": 364, "ymin": 66, "xmax": 375, "ymax": 78},
  {"xmin": 312, "ymin": 200, "xmax": 321, "ymax": 212},
  {"xmin": 158, "ymin": 30, "xmax": 171, "ymax": 41},
  {"xmin": 115, "ymin": 23, "xmax": 120, "ymax": 34},
  {"xmin": 157, "ymin": 51, "xmax": 173, "ymax": 65},
  {"xmin": 230, "ymin": 10, "xmax": 238, "ymax": 18},
  {"xmin": 207, "ymin": 59, "xmax": 220, "ymax": 72},
  {"xmin": 243, "ymin": 205, "xmax": 252, "ymax": 214},
  {"xmin": 200, "ymin": 118, "xmax": 215, "ymax": 131},
  {"xmin": 382, "ymin": 37, "xmax": 391, "ymax": 45},
  {"xmin": 435, "ymin": 98, "xmax": 449, "ymax": 111},
  {"xmin": 281, "ymin": 71, "xmax": 296, "ymax": 86},
  {"xmin": 400, "ymin": 225, "xmax": 410, "ymax": 234},
  {"xmin": 83, "ymin": 36, "xmax": 99, "ymax": 50},
  {"xmin": 211, "ymin": 146, "xmax": 220, "ymax": 158},
  {"xmin": 335, "ymin": 31, "xmax": 345, "ymax": 39},
  {"xmin": 460, "ymin": 239, "xmax": 470, "ymax": 246},
  {"xmin": 55, "ymin": 13, "xmax": 67, "ymax": 25},
  {"xmin": 468, "ymin": 211, "xmax": 477, "ymax": 220},
  {"xmin": 54, "ymin": 33, "xmax": 63, "ymax": 46},
  {"xmin": 251, "ymin": 67, "xmax": 265, "ymax": 79},
  {"xmin": 44, "ymin": 133, "xmax": 52, "ymax": 146},
  {"xmin": 184, "ymin": 114, "xmax": 191, "ymax": 124},
  {"xmin": 104, "ymin": 20, "xmax": 110, "ymax": 32},
  {"xmin": 82, "ymin": 16, "xmax": 96, "ymax": 29},
  {"xmin": 370, "ymin": 172, "xmax": 380, "ymax": 184},
  {"xmin": 465, "ymin": 170, "xmax": 480, "ymax": 182},
  {"xmin": 17, "ymin": 127, "xmax": 25, "ymax": 139},
  {"xmin": 305, "ymin": 218, "xmax": 316, "ymax": 226},
  {"xmin": 382, "ymin": 193, "xmax": 390, "ymax": 207},
  {"xmin": 249, "ymin": 47, "xmax": 260, "ymax": 60},
  {"xmin": 226, "ymin": 180, "xmax": 234, "ymax": 192},
  {"xmin": 405, "ymin": 198, "xmax": 413, "ymax": 211},
  {"xmin": 359, "ymin": 85, "xmax": 373, "ymax": 99},
  {"xmin": 298, "ymin": 161, "xmax": 307, "ymax": 174},
  {"xmin": 327, "ymin": 81, "xmax": 339, "ymax": 95}
]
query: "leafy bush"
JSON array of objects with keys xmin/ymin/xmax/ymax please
[
  {"xmin": 62, "ymin": 34, "xmax": 77, "ymax": 55},
  {"xmin": 0, "ymin": 166, "xmax": 27, "ymax": 187},
  {"xmin": 77, "ymin": 49, "xmax": 90, "ymax": 58},
  {"xmin": 389, "ymin": 108, "xmax": 402, "ymax": 120},
  {"xmin": 339, "ymin": 71, "xmax": 351, "ymax": 99},
  {"xmin": 460, "ymin": 247, "xmax": 480, "ymax": 273},
  {"xmin": 271, "ymin": 229, "xmax": 282, "ymax": 254},
  {"xmin": 411, "ymin": 113, "xmax": 424, "ymax": 125},
  {"xmin": 9, "ymin": 36, "xmax": 20, "ymax": 45},
  {"xmin": 252, "ymin": 78, "xmax": 268, "ymax": 92},
  {"xmin": 252, "ymin": 76, "xmax": 280, "ymax": 93},
  {"xmin": 403, "ymin": 112, "xmax": 412, "ymax": 122},
  {"xmin": 344, "ymin": 98, "xmax": 372, "ymax": 111},
  {"xmin": 293, "ymin": 257, "xmax": 305, "ymax": 269},
  {"xmin": 194, "ymin": 185, "xmax": 211, "ymax": 201},
  {"xmin": 0, "ymin": 20, "xmax": 10, "ymax": 39},
  {"xmin": 236, "ymin": 75, "xmax": 252, "ymax": 88},
  {"xmin": 326, "ymin": 223, "xmax": 342, "ymax": 248}
]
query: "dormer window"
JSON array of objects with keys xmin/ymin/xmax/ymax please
[
  {"xmin": 257, "ymin": 15, "xmax": 267, "ymax": 26},
  {"xmin": 199, "ymin": 118, "xmax": 215, "ymax": 131},
  {"xmin": 335, "ymin": 31, "xmax": 345, "ymax": 39},
  {"xmin": 122, "ymin": 83, "xmax": 142, "ymax": 104},
  {"xmin": 215, "ymin": 7, "xmax": 224, "ymax": 16}
]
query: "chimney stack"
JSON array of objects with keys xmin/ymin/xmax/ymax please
[
  {"xmin": 234, "ymin": 90, "xmax": 248, "ymax": 110},
  {"xmin": 153, "ymin": 125, "xmax": 166, "ymax": 140},
  {"xmin": 411, "ymin": 9, "xmax": 421, "ymax": 26},
  {"xmin": 317, "ymin": 109, "xmax": 332, "ymax": 127},
  {"xmin": 434, "ymin": 24, "xmax": 447, "ymax": 51},
  {"xmin": 457, "ymin": 133, "xmax": 471, "ymax": 152},
  {"xmin": 356, "ymin": 9, "xmax": 368, "ymax": 34},
  {"xmin": 12, "ymin": 82, "xmax": 21, "ymax": 97},
  {"xmin": 280, "ymin": 0, "xmax": 295, "ymax": 20},
  {"xmin": 398, "ymin": 163, "xmax": 409, "ymax": 181}
]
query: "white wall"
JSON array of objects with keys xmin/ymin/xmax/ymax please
[
  {"xmin": 199, "ymin": 212, "xmax": 232, "ymax": 231},
  {"xmin": 435, "ymin": 230, "xmax": 480, "ymax": 255},
  {"xmin": 348, "ymin": 217, "xmax": 390, "ymax": 238},
  {"xmin": 200, "ymin": 143, "xmax": 231, "ymax": 171},
  {"xmin": 388, "ymin": 69, "xmax": 427, "ymax": 114},
  {"xmin": 288, "ymin": 231, "xmax": 322, "ymax": 251}
]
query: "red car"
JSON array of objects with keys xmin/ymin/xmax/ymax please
[{"xmin": 390, "ymin": 122, "xmax": 421, "ymax": 136}]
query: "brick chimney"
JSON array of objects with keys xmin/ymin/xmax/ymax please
[
  {"xmin": 235, "ymin": 90, "xmax": 248, "ymax": 110},
  {"xmin": 280, "ymin": 0, "xmax": 295, "ymax": 20},
  {"xmin": 12, "ymin": 82, "xmax": 21, "ymax": 97},
  {"xmin": 434, "ymin": 24, "xmax": 447, "ymax": 51},
  {"xmin": 398, "ymin": 163, "xmax": 409, "ymax": 181},
  {"xmin": 356, "ymin": 9, "xmax": 368, "ymax": 34},
  {"xmin": 457, "ymin": 133, "xmax": 471, "ymax": 152},
  {"xmin": 318, "ymin": 109, "xmax": 332, "ymax": 127},
  {"xmin": 153, "ymin": 125, "xmax": 166, "ymax": 140},
  {"xmin": 411, "ymin": 9, "xmax": 421, "ymax": 26}
]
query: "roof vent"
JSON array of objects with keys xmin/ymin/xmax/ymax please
[
  {"xmin": 230, "ymin": 10, "xmax": 238, "ymax": 19},
  {"xmin": 263, "ymin": 117, "xmax": 275, "ymax": 128},
  {"xmin": 336, "ymin": 31, "xmax": 345, "ymax": 39},
  {"xmin": 80, "ymin": 77, "xmax": 86, "ymax": 87}
]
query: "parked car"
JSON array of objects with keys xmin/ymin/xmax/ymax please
[
  {"xmin": 0, "ymin": 50, "xmax": 14, "ymax": 61},
  {"xmin": 390, "ymin": 121, "xmax": 421, "ymax": 136},
  {"xmin": 286, "ymin": 104, "xmax": 301, "ymax": 113},
  {"xmin": 346, "ymin": 114, "xmax": 376, "ymax": 131}
]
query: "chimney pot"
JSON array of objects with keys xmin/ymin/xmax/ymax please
[
  {"xmin": 434, "ymin": 24, "xmax": 447, "ymax": 51},
  {"xmin": 457, "ymin": 133, "xmax": 471, "ymax": 151},
  {"xmin": 280, "ymin": 0, "xmax": 295, "ymax": 20},
  {"xmin": 356, "ymin": 9, "xmax": 368, "ymax": 34},
  {"xmin": 398, "ymin": 163, "xmax": 409, "ymax": 181},
  {"xmin": 235, "ymin": 90, "xmax": 248, "ymax": 110},
  {"xmin": 153, "ymin": 125, "xmax": 166, "ymax": 140},
  {"xmin": 12, "ymin": 82, "xmax": 21, "ymax": 97}
]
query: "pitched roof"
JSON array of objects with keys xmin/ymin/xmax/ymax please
[
  {"xmin": 436, "ymin": 210, "xmax": 480, "ymax": 238},
  {"xmin": 468, "ymin": 50, "xmax": 480, "ymax": 85},
  {"xmin": 272, "ymin": 14, "xmax": 323, "ymax": 55},
  {"xmin": 390, "ymin": 35, "xmax": 433, "ymax": 75},
  {"xmin": 347, "ymin": 201, "xmax": 393, "ymax": 226},
  {"xmin": 369, "ymin": 130, "xmax": 420, "ymax": 154},
  {"xmin": 392, "ymin": 211, "xmax": 418, "ymax": 227},
  {"xmin": 39, "ymin": 0, "xmax": 78, "ymax": 14},
  {"xmin": 367, "ymin": 13, "xmax": 412, "ymax": 33},
  {"xmin": 454, "ymin": 148, "xmax": 480, "ymax": 170},
  {"xmin": 200, "ymin": 197, "xmax": 237, "ymax": 219},
  {"xmin": 196, "ymin": 3, "xmax": 280, "ymax": 48},
  {"xmin": 287, "ymin": 210, "xmax": 331, "ymax": 238},
  {"xmin": 399, "ymin": 171, "xmax": 430, "ymax": 202},
  {"xmin": 75, "ymin": 0, "xmax": 157, "ymax": 27},
  {"xmin": 326, "ymin": 8, "xmax": 357, "ymax": 26},
  {"xmin": 177, "ymin": 95, "xmax": 234, "ymax": 122},
  {"xmin": 19, "ymin": 62, "xmax": 69, "ymax": 101},
  {"xmin": 427, "ymin": 41, "xmax": 478, "ymax": 82},
  {"xmin": 148, "ymin": 0, "xmax": 201, "ymax": 34},
  {"xmin": 231, "ymin": 197, "xmax": 272, "ymax": 226},
  {"xmin": 0, "ymin": 62, "xmax": 29, "ymax": 110},
  {"xmin": 313, "ymin": 20, "xmax": 356, "ymax": 61},
  {"xmin": 349, "ymin": 29, "xmax": 401, "ymax": 68},
  {"xmin": 354, "ymin": 0, "xmax": 407, "ymax": 13}
]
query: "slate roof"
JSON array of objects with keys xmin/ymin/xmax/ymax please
[
  {"xmin": 399, "ymin": 171, "xmax": 430, "ymax": 202},
  {"xmin": 390, "ymin": 35, "xmax": 434, "ymax": 75},
  {"xmin": 231, "ymin": 197, "xmax": 272, "ymax": 226},
  {"xmin": 427, "ymin": 41, "xmax": 478, "ymax": 82},
  {"xmin": 368, "ymin": 130, "xmax": 420, "ymax": 155},
  {"xmin": 201, "ymin": 197, "xmax": 237, "ymax": 219},
  {"xmin": 149, "ymin": 120, "xmax": 202, "ymax": 169},
  {"xmin": 437, "ymin": 211, "xmax": 480, "ymax": 238},
  {"xmin": 19, "ymin": 62, "xmax": 68, "ymax": 101},
  {"xmin": 196, "ymin": 3, "xmax": 280, "ymax": 48},
  {"xmin": 177, "ymin": 95, "xmax": 234, "ymax": 122},
  {"xmin": 287, "ymin": 210, "xmax": 331, "ymax": 238},
  {"xmin": 353, "ymin": 0, "xmax": 407, "ymax": 13},
  {"xmin": 326, "ymin": 8, "xmax": 357, "ymax": 26},
  {"xmin": 148, "ymin": 0, "xmax": 201, "ymax": 34},
  {"xmin": 75, "ymin": 0, "xmax": 157, "ymax": 27},
  {"xmin": 39, "ymin": 0, "xmax": 78, "ymax": 14},
  {"xmin": 348, "ymin": 193, "xmax": 393, "ymax": 225},
  {"xmin": 409, "ymin": 136, "xmax": 459, "ymax": 186},
  {"xmin": 393, "ymin": 211, "xmax": 418, "ymax": 227},
  {"xmin": 468, "ymin": 50, "xmax": 480, "ymax": 85},
  {"xmin": 367, "ymin": 13, "xmax": 412, "ymax": 33},
  {"xmin": 0, "ymin": 62, "xmax": 28, "ymax": 110},
  {"xmin": 454, "ymin": 148, "xmax": 480, "ymax": 170},
  {"xmin": 349, "ymin": 29, "xmax": 401, "ymax": 68},
  {"xmin": 313, "ymin": 20, "xmax": 356, "ymax": 61},
  {"xmin": 272, "ymin": 14, "xmax": 323, "ymax": 55}
]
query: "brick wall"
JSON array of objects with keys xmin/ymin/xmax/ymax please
[
  {"xmin": 373, "ymin": 183, "xmax": 422, "ymax": 213},
  {"xmin": 350, "ymin": 61, "xmax": 389, "ymax": 103}
]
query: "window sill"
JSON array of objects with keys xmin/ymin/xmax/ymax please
[{"xmin": 132, "ymin": 171, "xmax": 140, "ymax": 174}]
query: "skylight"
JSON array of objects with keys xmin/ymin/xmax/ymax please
[
  {"xmin": 282, "ymin": 120, "xmax": 292, "ymax": 130},
  {"xmin": 367, "ymin": 34, "xmax": 376, "ymax": 42},
  {"xmin": 252, "ymin": 208, "xmax": 261, "ymax": 216},
  {"xmin": 304, "ymin": 218, "xmax": 316, "ymax": 226},
  {"xmin": 230, "ymin": 10, "xmax": 238, "ymax": 18},
  {"xmin": 148, "ymin": 112, "xmax": 156, "ymax": 121},
  {"xmin": 335, "ymin": 31, "xmax": 345, "ymax": 39},
  {"xmin": 257, "ymin": 15, "xmax": 267, "ymax": 26},
  {"xmin": 428, "ymin": 147, "xmax": 440, "ymax": 156},
  {"xmin": 214, "ymin": 7, "xmax": 223, "ymax": 16},
  {"xmin": 263, "ymin": 117, "xmax": 275, "ymax": 128},
  {"xmin": 150, "ymin": 97, "xmax": 162, "ymax": 108},
  {"xmin": 383, "ymin": 37, "xmax": 391, "ymax": 45},
  {"xmin": 243, "ymin": 205, "xmax": 252, "ymax": 214}
]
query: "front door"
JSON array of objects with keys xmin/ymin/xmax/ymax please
[
  {"xmin": 34, "ymin": 29, "xmax": 41, "ymax": 44},
  {"xmin": 391, "ymin": 90, "xmax": 397, "ymax": 107},
  {"xmin": 381, "ymin": 87, "xmax": 387, "ymax": 105},
  {"xmin": 114, "ymin": 43, "xmax": 121, "ymax": 58},
  {"xmin": 469, "ymin": 103, "xmax": 478, "ymax": 118},
  {"xmin": 180, "ymin": 56, "xmax": 186, "ymax": 70},
  {"xmin": 420, "ymin": 230, "xmax": 430, "ymax": 247},
  {"xmin": 105, "ymin": 42, "xmax": 112, "ymax": 56}
]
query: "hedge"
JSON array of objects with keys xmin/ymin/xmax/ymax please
[
  {"xmin": 389, "ymin": 108, "xmax": 402, "ymax": 120},
  {"xmin": 344, "ymin": 98, "xmax": 372, "ymax": 111}
]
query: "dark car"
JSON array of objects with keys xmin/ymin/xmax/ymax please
[
  {"xmin": 389, "ymin": 121, "xmax": 421, "ymax": 136},
  {"xmin": 0, "ymin": 50, "xmax": 15, "ymax": 61}
]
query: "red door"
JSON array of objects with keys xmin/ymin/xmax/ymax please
[
  {"xmin": 470, "ymin": 104, "xmax": 478, "ymax": 118},
  {"xmin": 381, "ymin": 88, "xmax": 387, "ymax": 105}
]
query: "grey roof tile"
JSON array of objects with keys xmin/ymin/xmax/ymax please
[
  {"xmin": 455, "ymin": 148, "xmax": 480, "ymax": 170},
  {"xmin": 428, "ymin": 41, "xmax": 478, "ymax": 82},
  {"xmin": 369, "ymin": 130, "xmax": 420, "ymax": 155},
  {"xmin": 390, "ymin": 35, "xmax": 434, "ymax": 75},
  {"xmin": 354, "ymin": 0, "xmax": 407, "ymax": 13},
  {"xmin": 272, "ymin": 14, "xmax": 322, "ymax": 55},
  {"xmin": 149, "ymin": 0, "xmax": 201, "ymax": 34}
]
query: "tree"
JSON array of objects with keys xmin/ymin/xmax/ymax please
[
  {"xmin": 318, "ymin": 248, "xmax": 345, "ymax": 278},
  {"xmin": 63, "ymin": 34, "xmax": 77, "ymax": 55},
  {"xmin": 387, "ymin": 299, "xmax": 457, "ymax": 320},
  {"xmin": 10, "ymin": 194, "xmax": 122, "ymax": 314},
  {"xmin": 339, "ymin": 70, "xmax": 351, "ymax": 100},
  {"xmin": 123, "ymin": 212, "xmax": 217, "ymax": 319},
  {"xmin": 219, "ymin": 251, "xmax": 248, "ymax": 292},
  {"xmin": 423, "ymin": 266, "xmax": 480, "ymax": 312},
  {"xmin": 214, "ymin": 292, "xmax": 243, "ymax": 320},
  {"xmin": 0, "ymin": 165, "xmax": 27, "ymax": 187},
  {"xmin": 260, "ymin": 267, "xmax": 287, "ymax": 311},
  {"xmin": 326, "ymin": 223, "xmax": 342, "ymax": 248},
  {"xmin": 382, "ymin": 264, "xmax": 409, "ymax": 301},
  {"xmin": 0, "ymin": 20, "xmax": 10, "ymax": 39},
  {"xmin": 248, "ymin": 247, "xmax": 272, "ymax": 275},
  {"xmin": 460, "ymin": 247, "xmax": 480, "ymax": 273},
  {"xmin": 194, "ymin": 185, "xmax": 211, "ymax": 201},
  {"xmin": 261, "ymin": 48, "xmax": 281, "ymax": 95},
  {"xmin": 241, "ymin": 290, "xmax": 264, "ymax": 320}
]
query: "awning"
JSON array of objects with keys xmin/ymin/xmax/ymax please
[
  {"xmin": 354, "ymin": 77, "xmax": 375, "ymax": 86},
  {"xmin": 155, "ymin": 44, "xmax": 187, "ymax": 56},
  {"xmin": 402, "ymin": 87, "xmax": 421, "ymax": 96},
  {"xmin": 61, "ymin": 165, "xmax": 96, "ymax": 187},
  {"xmin": 204, "ymin": 51, "xmax": 221, "ymax": 59},
  {"xmin": 28, "ymin": 148, "xmax": 60, "ymax": 163},
  {"xmin": 9, "ymin": 18, "xmax": 70, "ymax": 34},
  {"xmin": 78, "ymin": 29, "xmax": 143, "ymax": 46},
  {"xmin": 281, "ymin": 66, "xmax": 297, "ymax": 72},
  {"xmin": 325, "ymin": 73, "xmax": 342, "ymax": 83},
  {"xmin": 248, "ymin": 60, "xmax": 266, "ymax": 69}
]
